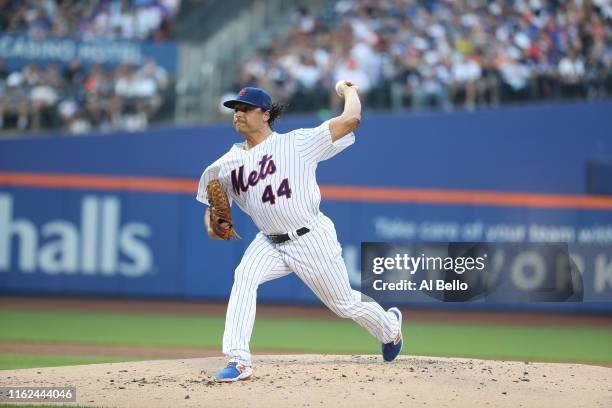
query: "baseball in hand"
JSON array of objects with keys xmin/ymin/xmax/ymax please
[{"xmin": 335, "ymin": 80, "xmax": 347, "ymax": 97}]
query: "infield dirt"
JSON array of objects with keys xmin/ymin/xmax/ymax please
[{"xmin": 2, "ymin": 355, "xmax": 611, "ymax": 408}]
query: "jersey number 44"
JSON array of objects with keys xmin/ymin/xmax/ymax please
[{"xmin": 262, "ymin": 178, "xmax": 292, "ymax": 205}]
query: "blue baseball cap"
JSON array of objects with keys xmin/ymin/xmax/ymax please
[{"xmin": 223, "ymin": 87, "xmax": 272, "ymax": 111}]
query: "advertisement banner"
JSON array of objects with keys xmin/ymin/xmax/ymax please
[
  {"xmin": 2, "ymin": 102, "xmax": 612, "ymax": 312},
  {"xmin": 0, "ymin": 35, "xmax": 178, "ymax": 73}
]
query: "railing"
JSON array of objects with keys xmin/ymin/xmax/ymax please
[{"xmin": 175, "ymin": 0, "xmax": 326, "ymax": 124}]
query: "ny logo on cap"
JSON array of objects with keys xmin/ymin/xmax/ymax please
[{"xmin": 239, "ymin": 88, "xmax": 248, "ymax": 96}]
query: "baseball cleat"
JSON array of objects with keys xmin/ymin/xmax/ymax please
[
  {"xmin": 381, "ymin": 307, "xmax": 403, "ymax": 362},
  {"xmin": 215, "ymin": 361, "xmax": 253, "ymax": 382}
]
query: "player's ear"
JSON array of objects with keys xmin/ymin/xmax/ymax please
[{"xmin": 262, "ymin": 109, "xmax": 270, "ymax": 124}]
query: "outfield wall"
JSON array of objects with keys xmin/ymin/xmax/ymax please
[{"xmin": 1, "ymin": 101, "xmax": 612, "ymax": 312}]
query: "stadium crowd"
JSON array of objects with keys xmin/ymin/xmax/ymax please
[
  {"xmin": 234, "ymin": 0, "xmax": 612, "ymax": 113},
  {"xmin": 0, "ymin": 0, "xmax": 179, "ymax": 41},
  {"xmin": 0, "ymin": 0, "xmax": 177, "ymax": 134},
  {"xmin": 0, "ymin": 58, "xmax": 169, "ymax": 133},
  {"xmin": 1, "ymin": 0, "xmax": 611, "ymax": 134}
]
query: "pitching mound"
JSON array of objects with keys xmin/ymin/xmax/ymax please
[{"xmin": 2, "ymin": 355, "xmax": 611, "ymax": 407}]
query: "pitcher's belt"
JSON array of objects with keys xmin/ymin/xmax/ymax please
[{"xmin": 265, "ymin": 227, "xmax": 310, "ymax": 244}]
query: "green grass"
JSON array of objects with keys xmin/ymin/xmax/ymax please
[
  {"xmin": 0, "ymin": 354, "xmax": 140, "ymax": 370},
  {"xmin": 1, "ymin": 309, "xmax": 611, "ymax": 369},
  {"xmin": 0, "ymin": 309, "xmax": 223, "ymax": 348}
]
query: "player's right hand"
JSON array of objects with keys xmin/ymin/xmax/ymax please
[{"xmin": 335, "ymin": 80, "xmax": 359, "ymax": 97}]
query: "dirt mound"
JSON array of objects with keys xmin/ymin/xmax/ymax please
[{"xmin": 2, "ymin": 355, "xmax": 611, "ymax": 407}]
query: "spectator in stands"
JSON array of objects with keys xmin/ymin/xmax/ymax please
[
  {"xmin": 558, "ymin": 49, "xmax": 586, "ymax": 99},
  {"xmin": 30, "ymin": 62, "xmax": 63, "ymax": 131},
  {"xmin": 22, "ymin": 62, "xmax": 41, "ymax": 88},
  {"xmin": 0, "ymin": 71, "xmax": 29, "ymax": 131},
  {"xmin": 499, "ymin": 57, "xmax": 532, "ymax": 102},
  {"xmin": 133, "ymin": 58, "xmax": 168, "ymax": 120},
  {"xmin": 415, "ymin": 63, "xmax": 452, "ymax": 112},
  {"xmin": 64, "ymin": 59, "xmax": 86, "ymax": 91},
  {"xmin": 138, "ymin": 58, "xmax": 169, "ymax": 92},
  {"xmin": 533, "ymin": 51, "xmax": 560, "ymax": 100},
  {"xmin": 450, "ymin": 53, "xmax": 482, "ymax": 110},
  {"xmin": 58, "ymin": 60, "xmax": 91, "ymax": 135},
  {"xmin": 479, "ymin": 51, "xmax": 501, "ymax": 107},
  {"xmin": 85, "ymin": 62, "xmax": 114, "ymax": 129}
]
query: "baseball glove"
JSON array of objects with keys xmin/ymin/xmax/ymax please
[{"xmin": 206, "ymin": 179, "xmax": 241, "ymax": 240}]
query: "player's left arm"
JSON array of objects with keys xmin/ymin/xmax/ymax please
[{"xmin": 329, "ymin": 81, "xmax": 361, "ymax": 142}]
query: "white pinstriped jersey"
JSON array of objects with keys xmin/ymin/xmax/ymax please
[{"xmin": 196, "ymin": 120, "xmax": 355, "ymax": 234}]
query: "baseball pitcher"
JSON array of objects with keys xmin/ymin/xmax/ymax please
[{"xmin": 196, "ymin": 82, "xmax": 403, "ymax": 382}]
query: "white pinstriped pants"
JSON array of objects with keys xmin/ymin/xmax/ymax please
[{"xmin": 222, "ymin": 213, "xmax": 400, "ymax": 366}]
